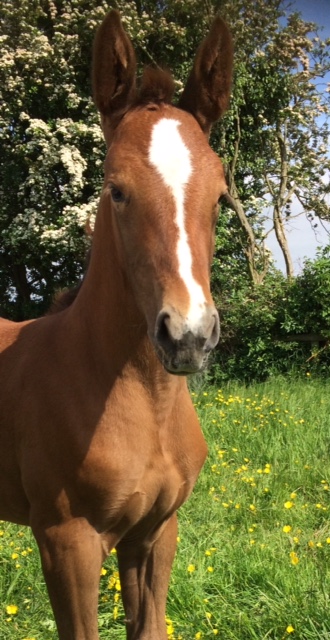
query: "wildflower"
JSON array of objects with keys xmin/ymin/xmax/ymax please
[
  {"xmin": 286, "ymin": 625, "xmax": 295, "ymax": 633},
  {"xmin": 195, "ymin": 633, "xmax": 202, "ymax": 639},
  {"xmin": 207, "ymin": 566, "xmax": 214, "ymax": 572},
  {"xmin": 100, "ymin": 567, "xmax": 107, "ymax": 576},
  {"xmin": 166, "ymin": 620, "xmax": 174, "ymax": 636},
  {"xmin": 283, "ymin": 525, "xmax": 292, "ymax": 533},
  {"xmin": 290, "ymin": 551, "xmax": 299, "ymax": 565},
  {"xmin": 6, "ymin": 604, "xmax": 18, "ymax": 615},
  {"xmin": 284, "ymin": 501, "xmax": 294, "ymax": 509},
  {"xmin": 326, "ymin": 538, "xmax": 330, "ymax": 544},
  {"xmin": 11, "ymin": 552, "xmax": 19, "ymax": 560},
  {"xmin": 249, "ymin": 504, "xmax": 256, "ymax": 512},
  {"xmin": 187, "ymin": 564, "xmax": 196, "ymax": 573}
]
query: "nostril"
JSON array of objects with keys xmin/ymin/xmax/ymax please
[
  {"xmin": 205, "ymin": 312, "xmax": 220, "ymax": 350},
  {"xmin": 155, "ymin": 311, "xmax": 172, "ymax": 349}
]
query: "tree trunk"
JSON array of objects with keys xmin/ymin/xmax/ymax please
[
  {"xmin": 273, "ymin": 204, "xmax": 294, "ymax": 278},
  {"xmin": 11, "ymin": 261, "xmax": 32, "ymax": 319},
  {"xmin": 274, "ymin": 126, "xmax": 295, "ymax": 278},
  {"xmin": 224, "ymin": 179, "xmax": 269, "ymax": 285}
]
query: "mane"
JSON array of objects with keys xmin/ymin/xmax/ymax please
[
  {"xmin": 48, "ymin": 249, "xmax": 91, "ymax": 315},
  {"xmin": 136, "ymin": 66, "xmax": 175, "ymax": 105},
  {"xmin": 47, "ymin": 284, "xmax": 82, "ymax": 315}
]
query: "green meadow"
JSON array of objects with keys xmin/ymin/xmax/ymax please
[{"xmin": 1, "ymin": 376, "xmax": 329, "ymax": 640}]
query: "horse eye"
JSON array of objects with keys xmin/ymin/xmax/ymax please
[{"xmin": 110, "ymin": 185, "xmax": 125, "ymax": 203}]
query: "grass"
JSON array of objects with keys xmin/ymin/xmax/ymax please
[{"xmin": 1, "ymin": 375, "xmax": 330, "ymax": 639}]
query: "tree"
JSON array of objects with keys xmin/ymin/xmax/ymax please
[
  {"xmin": 217, "ymin": 1, "xmax": 330, "ymax": 281},
  {"xmin": 0, "ymin": 0, "xmax": 105, "ymax": 317}
]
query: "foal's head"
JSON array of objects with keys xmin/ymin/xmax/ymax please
[{"xmin": 93, "ymin": 11, "xmax": 233, "ymax": 375}]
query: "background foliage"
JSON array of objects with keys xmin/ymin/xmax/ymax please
[{"xmin": 211, "ymin": 246, "xmax": 330, "ymax": 382}]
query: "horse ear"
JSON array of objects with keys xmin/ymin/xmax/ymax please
[
  {"xmin": 93, "ymin": 10, "xmax": 136, "ymax": 131},
  {"xmin": 178, "ymin": 17, "xmax": 233, "ymax": 135}
]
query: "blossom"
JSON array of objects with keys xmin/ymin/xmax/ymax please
[
  {"xmin": 290, "ymin": 552, "xmax": 299, "ymax": 565},
  {"xmin": 6, "ymin": 604, "xmax": 18, "ymax": 615}
]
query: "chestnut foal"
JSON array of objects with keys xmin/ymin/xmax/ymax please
[{"xmin": 0, "ymin": 10, "xmax": 232, "ymax": 640}]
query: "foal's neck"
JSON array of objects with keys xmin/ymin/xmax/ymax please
[{"xmin": 68, "ymin": 209, "xmax": 174, "ymax": 392}]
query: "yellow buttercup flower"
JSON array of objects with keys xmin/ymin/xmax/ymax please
[
  {"xmin": 290, "ymin": 551, "xmax": 299, "ymax": 565},
  {"xmin": 6, "ymin": 604, "xmax": 18, "ymax": 615}
]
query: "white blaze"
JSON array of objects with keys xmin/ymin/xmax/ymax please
[{"xmin": 148, "ymin": 118, "xmax": 206, "ymax": 328}]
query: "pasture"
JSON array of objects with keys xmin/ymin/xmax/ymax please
[{"xmin": 1, "ymin": 376, "xmax": 329, "ymax": 640}]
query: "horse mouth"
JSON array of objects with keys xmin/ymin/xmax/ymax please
[{"xmin": 154, "ymin": 345, "xmax": 209, "ymax": 376}]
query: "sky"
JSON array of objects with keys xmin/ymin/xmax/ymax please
[{"xmin": 264, "ymin": 0, "xmax": 330, "ymax": 273}]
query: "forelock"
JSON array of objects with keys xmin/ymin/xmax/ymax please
[{"xmin": 137, "ymin": 66, "xmax": 175, "ymax": 106}]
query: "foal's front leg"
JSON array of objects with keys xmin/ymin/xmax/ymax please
[
  {"xmin": 117, "ymin": 513, "xmax": 178, "ymax": 640},
  {"xmin": 32, "ymin": 516, "xmax": 105, "ymax": 640}
]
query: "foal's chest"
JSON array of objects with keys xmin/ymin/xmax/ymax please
[{"xmin": 76, "ymin": 386, "xmax": 207, "ymax": 537}]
